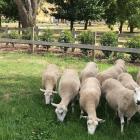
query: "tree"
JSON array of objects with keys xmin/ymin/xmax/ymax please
[
  {"xmin": 101, "ymin": 0, "xmax": 117, "ymax": 27},
  {"xmin": 103, "ymin": 0, "xmax": 124, "ymax": 32},
  {"xmin": 0, "ymin": 0, "xmax": 18, "ymax": 27},
  {"xmin": 47, "ymin": 0, "xmax": 104, "ymax": 30},
  {"xmin": 103, "ymin": 0, "xmax": 140, "ymax": 33},
  {"xmin": 47, "ymin": 0, "xmax": 78, "ymax": 30},
  {"xmin": 77, "ymin": 0, "xmax": 104, "ymax": 30},
  {"xmin": 14, "ymin": 0, "xmax": 41, "ymax": 28},
  {"xmin": 127, "ymin": 0, "xmax": 140, "ymax": 33}
]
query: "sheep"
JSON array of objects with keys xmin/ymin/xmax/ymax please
[
  {"xmin": 80, "ymin": 62, "xmax": 99, "ymax": 83},
  {"xmin": 40, "ymin": 64, "xmax": 61, "ymax": 105},
  {"xmin": 118, "ymin": 72, "xmax": 139, "ymax": 90},
  {"xmin": 102, "ymin": 78, "xmax": 140, "ymax": 133},
  {"xmin": 79, "ymin": 77, "xmax": 105, "ymax": 134},
  {"xmin": 137, "ymin": 71, "xmax": 140, "ymax": 86},
  {"xmin": 96, "ymin": 59, "xmax": 126, "ymax": 85},
  {"xmin": 51, "ymin": 69, "xmax": 80, "ymax": 122}
]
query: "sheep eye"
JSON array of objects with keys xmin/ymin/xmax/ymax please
[{"xmin": 134, "ymin": 89, "xmax": 137, "ymax": 93}]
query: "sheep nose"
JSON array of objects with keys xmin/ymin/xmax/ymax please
[{"xmin": 137, "ymin": 100, "xmax": 140, "ymax": 105}]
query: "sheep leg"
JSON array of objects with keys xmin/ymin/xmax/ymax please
[
  {"xmin": 71, "ymin": 102, "xmax": 75, "ymax": 113},
  {"xmin": 127, "ymin": 117, "xmax": 131, "ymax": 125},
  {"xmin": 80, "ymin": 110, "xmax": 84, "ymax": 119},
  {"xmin": 50, "ymin": 95, "xmax": 54, "ymax": 103},
  {"xmin": 76, "ymin": 94, "xmax": 79, "ymax": 101},
  {"xmin": 118, "ymin": 111, "xmax": 124, "ymax": 133}
]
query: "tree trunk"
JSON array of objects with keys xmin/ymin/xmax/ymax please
[
  {"xmin": 89, "ymin": 21, "xmax": 91, "ymax": 26},
  {"xmin": 70, "ymin": 20, "xmax": 74, "ymax": 31},
  {"xmin": 14, "ymin": 0, "xmax": 40, "ymax": 28},
  {"xmin": 84, "ymin": 20, "xmax": 88, "ymax": 30},
  {"xmin": 130, "ymin": 25, "xmax": 134, "ymax": 33},
  {"xmin": 18, "ymin": 21, "xmax": 21, "ymax": 35},
  {"xmin": 119, "ymin": 21, "xmax": 123, "ymax": 33}
]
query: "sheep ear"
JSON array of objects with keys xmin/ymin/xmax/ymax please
[
  {"xmin": 40, "ymin": 88, "xmax": 46, "ymax": 92},
  {"xmin": 51, "ymin": 103, "xmax": 58, "ymax": 107},
  {"xmin": 52, "ymin": 91, "xmax": 58, "ymax": 94},
  {"xmin": 97, "ymin": 118, "xmax": 105, "ymax": 123}
]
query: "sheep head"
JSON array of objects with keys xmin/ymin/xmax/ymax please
[
  {"xmin": 51, "ymin": 103, "xmax": 68, "ymax": 122},
  {"xmin": 133, "ymin": 87, "xmax": 140, "ymax": 105},
  {"xmin": 40, "ymin": 89, "xmax": 57, "ymax": 105},
  {"xmin": 81, "ymin": 115, "xmax": 105, "ymax": 135}
]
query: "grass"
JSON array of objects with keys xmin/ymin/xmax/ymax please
[{"xmin": 0, "ymin": 52, "xmax": 139, "ymax": 140}]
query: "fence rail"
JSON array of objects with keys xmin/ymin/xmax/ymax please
[
  {"xmin": 0, "ymin": 38, "xmax": 140, "ymax": 54},
  {"xmin": 1, "ymin": 26, "xmax": 140, "ymax": 46}
]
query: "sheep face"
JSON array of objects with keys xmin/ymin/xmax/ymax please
[
  {"xmin": 134, "ymin": 87, "xmax": 140, "ymax": 105},
  {"xmin": 44, "ymin": 92, "xmax": 53, "ymax": 105},
  {"xmin": 86, "ymin": 117, "xmax": 105, "ymax": 135},
  {"xmin": 52, "ymin": 103, "xmax": 68, "ymax": 122},
  {"xmin": 87, "ymin": 119, "xmax": 98, "ymax": 135},
  {"xmin": 40, "ymin": 89, "xmax": 53, "ymax": 104}
]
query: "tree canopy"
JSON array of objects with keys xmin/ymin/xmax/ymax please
[
  {"xmin": 47, "ymin": 0, "xmax": 105, "ymax": 30},
  {"xmin": 103, "ymin": 0, "xmax": 140, "ymax": 33},
  {"xmin": 0, "ymin": 0, "xmax": 18, "ymax": 20},
  {"xmin": 77, "ymin": 0, "xmax": 104, "ymax": 29}
]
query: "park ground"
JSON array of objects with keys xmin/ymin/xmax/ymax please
[
  {"xmin": 0, "ymin": 52, "xmax": 140, "ymax": 140},
  {"xmin": 2, "ymin": 22, "xmax": 140, "ymax": 32}
]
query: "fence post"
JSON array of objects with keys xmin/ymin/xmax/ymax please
[
  {"xmin": 35, "ymin": 26, "xmax": 39, "ymax": 48},
  {"xmin": 91, "ymin": 32, "xmax": 96, "ymax": 61},
  {"xmin": 5, "ymin": 25, "xmax": 8, "ymax": 35},
  {"xmin": 72, "ymin": 28, "xmax": 76, "ymax": 52},
  {"xmin": 32, "ymin": 26, "xmax": 35, "ymax": 53},
  {"xmin": 5, "ymin": 25, "xmax": 9, "ymax": 46}
]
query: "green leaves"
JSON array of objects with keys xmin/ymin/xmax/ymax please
[
  {"xmin": 47, "ymin": 0, "xmax": 105, "ymax": 29},
  {"xmin": 0, "ymin": 0, "xmax": 18, "ymax": 20}
]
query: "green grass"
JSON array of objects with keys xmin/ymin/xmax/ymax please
[{"xmin": 0, "ymin": 52, "xmax": 139, "ymax": 140}]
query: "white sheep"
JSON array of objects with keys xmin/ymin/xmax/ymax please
[
  {"xmin": 80, "ymin": 62, "xmax": 99, "ymax": 83},
  {"xmin": 118, "ymin": 72, "xmax": 139, "ymax": 90},
  {"xmin": 137, "ymin": 71, "xmax": 140, "ymax": 86},
  {"xmin": 96, "ymin": 59, "xmax": 126, "ymax": 85},
  {"xmin": 80, "ymin": 77, "xmax": 105, "ymax": 134},
  {"xmin": 51, "ymin": 69, "xmax": 80, "ymax": 122},
  {"xmin": 102, "ymin": 78, "xmax": 140, "ymax": 133},
  {"xmin": 40, "ymin": 64, "xmax": 61, "ymax": 105}
]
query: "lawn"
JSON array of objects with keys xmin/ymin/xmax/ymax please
[{"xmin": 0, "ymin": 52, "xmax": 139, "ymax": 140}]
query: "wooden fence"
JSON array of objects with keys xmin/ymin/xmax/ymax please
[
  {"xmin": 0, "ymin": 38, "xmax": 140, "ymax": 55},
  {"xmin": 0, "ymin": 26, "xmax": 140, "ymax": 46}
]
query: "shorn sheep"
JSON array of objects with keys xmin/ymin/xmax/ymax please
[
  {"xmin": 96, "ymin": 59, "xmax": 126, "ymax": 85},
  {"xmin": 40, "ymin": 64, "xmax": 61, "ymax": 105},
  {"xmin": 102, "ymin": 78, "xmax": 140, "ymax": 133},
  {"xmin": 80, "ymin": 62, "xmax": 99, "ymax": 83},
  {"xmin": 137, "ymin": 71, "xmax": 140, "ymax": 86},
  {"xmin": 118, "ymin": 72, "xmax": 140, "ymax": 92},
  {"xmin": 80, "ymin": 77, "xmax": 105, "ymax": 134},
  {"xmin": 52, "ymin": 69, "xmax": 80, "ymax": 122}
]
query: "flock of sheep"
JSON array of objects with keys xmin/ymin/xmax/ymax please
[{"xmin": 40, "ymin": 59, "xmax": 140, "ymax": 135}]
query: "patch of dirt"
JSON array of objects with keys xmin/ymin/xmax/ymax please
[
  {"xmin": 0, "ymin": 43, "xmax": 139, "ymax": 66},
  {"xmin": 0, "ymin": 43, "xmax": 84, "ymax": 57}
]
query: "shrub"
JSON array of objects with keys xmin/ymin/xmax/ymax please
[
  {"xmin": 39, "ymin": 29, "xmax": 54, "ymax": 50},
  {"xmin": 58, "ymin": 30, "xmax": 74, "ymax": 52},
  {"xmin": 78, "ymin": 31, "xmax": 95, "ymax": 55},
  {"xmin": 8, "ymin": 31, "xmax": 20, "ymax": 39},
  {"xmin": 125, "ymin": 36, "xmax": 140, "ymax": 61},
  {"xmin": 40, "ymin": 29, "xmax": 53, "ymax": 42},
  {"xmin": 22, "ymin": 29, "xmax": 38, "ymax": 40},
  {"xmin": 100, "ymin": 32, "xmax": 118, "ymax": 58}
]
